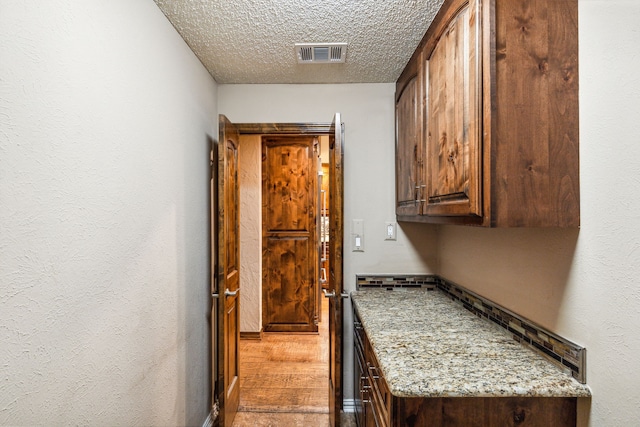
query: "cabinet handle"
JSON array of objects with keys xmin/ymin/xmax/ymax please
[
  {"xmin": 368, "ymin": 365, "xmax": 380, "ymax": 380},
  {"xmin": 361, "ymin": 376, "xmax": 371, "ymax": 402},
  {"xmin": 417, "ymin": 184, "xmax": 426, "ymax": 203},
  {"xmin": 415, "ymin": 184, "xmax": 426, "ymax": 203}
]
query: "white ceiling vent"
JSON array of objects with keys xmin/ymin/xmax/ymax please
[{"xmin": 295, "ymin": 43, "xmax": 347, "ymax": 64}]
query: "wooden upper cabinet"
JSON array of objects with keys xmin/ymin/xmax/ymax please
[
  {"xmin": 395, "ymin": 55, "xmax": 423, "ymax": 216},
  {"xmin": 395, "ymin": 0, "xmax": 580, "ymax": 227}
]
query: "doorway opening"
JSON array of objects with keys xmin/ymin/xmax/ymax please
[
  {"xmin": 214, "ymin": 117, "xmax": 344, "ymax": 427},
  {"xmin": 234, "ymin": 127, "xmax": 332, "ymax": 423}
]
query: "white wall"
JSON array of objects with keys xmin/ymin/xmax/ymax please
[
  {"xmin": 438, "ymin": 1, "xmax": 640, "ymax": 426},
  {"xmin": 0, "ymin": 1, "xmax": 217, "ymax": 425}
]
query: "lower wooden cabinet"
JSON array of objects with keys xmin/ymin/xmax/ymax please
[
  {"xmin": 354, "ymin": 310, "xmax": 389, "ymax": 427},
  {"xmin": 353, "ymin": 307, "xmax": 579, "ymax": 427}
]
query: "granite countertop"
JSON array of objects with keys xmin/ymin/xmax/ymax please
[{"xmin": 350, "ymin": 288, "xmax": 591, "ymax": 398}]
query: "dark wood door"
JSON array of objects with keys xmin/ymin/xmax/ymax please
[
  {"xmin": 214, "ymin": 115, "xmax": 240, "ymax": 427},
  {"xmin": 262, "ymin": 136, "xmax": 319, "ymax": 333},
  {"xmin": 328, "ymin": 113, "xmax": 344, "ymax": 426},
  {"xmin": 424, "ymin": 0, "xmax": 482, "ymax": 217}
]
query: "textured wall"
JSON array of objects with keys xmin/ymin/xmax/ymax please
[
  {"xmin": 438, "ymin": 2, "xmax": 640, "ymax": 426},
  {"xmin": 0, "ymin": 1, "xmax": 217, "ymax": 425},
  {"xmin": 218, "ymin": 83, "xmax": 439, "ymax": 397},
  {"xmin": 239, "ymin": 135, "xmax": 262, "ymax": 333}
]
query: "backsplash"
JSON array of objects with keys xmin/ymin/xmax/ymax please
[
  {"xmin": 356, "ymin": 274, "xmax": 438, "ymax": 289},
  {"xmin": 355, "ymin": 274, "xmax": 587, "ymax": 384}
]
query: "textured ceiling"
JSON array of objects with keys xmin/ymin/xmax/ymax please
[{"xmin": 153, "ymin": 0, "xmax": 445, "ymax": 84}]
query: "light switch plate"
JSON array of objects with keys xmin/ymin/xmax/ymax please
[{"xmin": 352, "ymin": 219, "xmax": 364, "ymax": 252}]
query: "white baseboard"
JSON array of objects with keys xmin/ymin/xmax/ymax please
[
  {"xmin": 343, "ymin": 398, "xmax": 356, "ymax": 413},
  {"xmin": 203, "ymin": 399, "xmax": 219, "ymax": 427},
  {"xmin": 202, "ymin": 410, "xmax": 214, "ymax": 427}
]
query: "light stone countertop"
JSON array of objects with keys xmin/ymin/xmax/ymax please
[{"xmin": 350, "ymin": 288, "xmax": 591, "ymax": 398}]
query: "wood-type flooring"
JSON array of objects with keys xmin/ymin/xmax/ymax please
[{"xmin": 231, "ymin": 298, "xmax": 330, "ymax": 426}]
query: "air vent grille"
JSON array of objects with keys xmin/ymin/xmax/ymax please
[
  {"xmin": 331, "ymin": 46, "xmax": 343, "ymax": 61},
  {"xmin": 295, "ymin": 43, "xmax": 347, "ymax": 64},
  {"xmin": 299, "ymin": 46, "xmax": 313, "ymax": 62}
]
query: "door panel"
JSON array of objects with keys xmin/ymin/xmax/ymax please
[
  {"xmin": 214, "ymin": 115, "xmax": 240, "ymax": 427},
  {"xmin": 263, "ymin": 237, "xmax": 315, "ymax": 330},
  {"xmin": 262, "ymin": 136, "xmax": 319, "ymax": 333},
  {"xmin": 328, "ymin": 113, "xmax": 344, "ymax": 426},
  {"xmin": 263, "ymin": 141, "xmax": 313, "ymax": 232}
]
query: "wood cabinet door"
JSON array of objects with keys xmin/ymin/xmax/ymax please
[
  {"xmin": 396, "ymin": 56, "xmax": 423, "ymax": 217},
  {"xmin": 262, "ymin": 136, "xmax": 319, "ymax": 333},
  {"xmin": 424, "ymin": 0, "xmax": 482, "ymax": 218}
]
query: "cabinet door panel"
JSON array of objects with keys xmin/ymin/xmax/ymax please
[
  {"xmin": 396, "ymin": 56, "xmax": 423, "ymax": 217},
  {"xmin": 425, "ymin": 0, "xmax": 481, "ymax": 217}
]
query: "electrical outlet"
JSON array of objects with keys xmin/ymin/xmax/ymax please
[{"xmin": 385, "ymin": 222, "xmax": 397, "ymax": 241}]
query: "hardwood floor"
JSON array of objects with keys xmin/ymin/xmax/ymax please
[
  {"xmin": 231, "ymin": 297, "xmax": 329, "ymax": 426},
  {"xmin": 232, "ymin": 412, "xmax": 329, "ymax": 427}
]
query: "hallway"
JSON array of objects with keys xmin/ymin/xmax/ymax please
[{"xmin": 231, "ymin": 297, "xmax": 329, "ymax": 426}]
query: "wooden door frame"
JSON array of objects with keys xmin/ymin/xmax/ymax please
[
  {"xmin": 235, "ymin": 123, "xmax": 333, "ymax": 136},
  {"xmin": 235, "ymin": 121, "xmax": 344, "ymax": 421}
]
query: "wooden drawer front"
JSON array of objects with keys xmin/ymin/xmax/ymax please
[
  {"xmin": 368, "ymin": 361, "xmax": 390, "ymax": 427},
  {"xmin": 364, "ymin": 335, "xmax": 391, "ymax": 426},
  {"xmin": 354, "ymin": 342, "xmax": 367, "ymax": 427}
]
